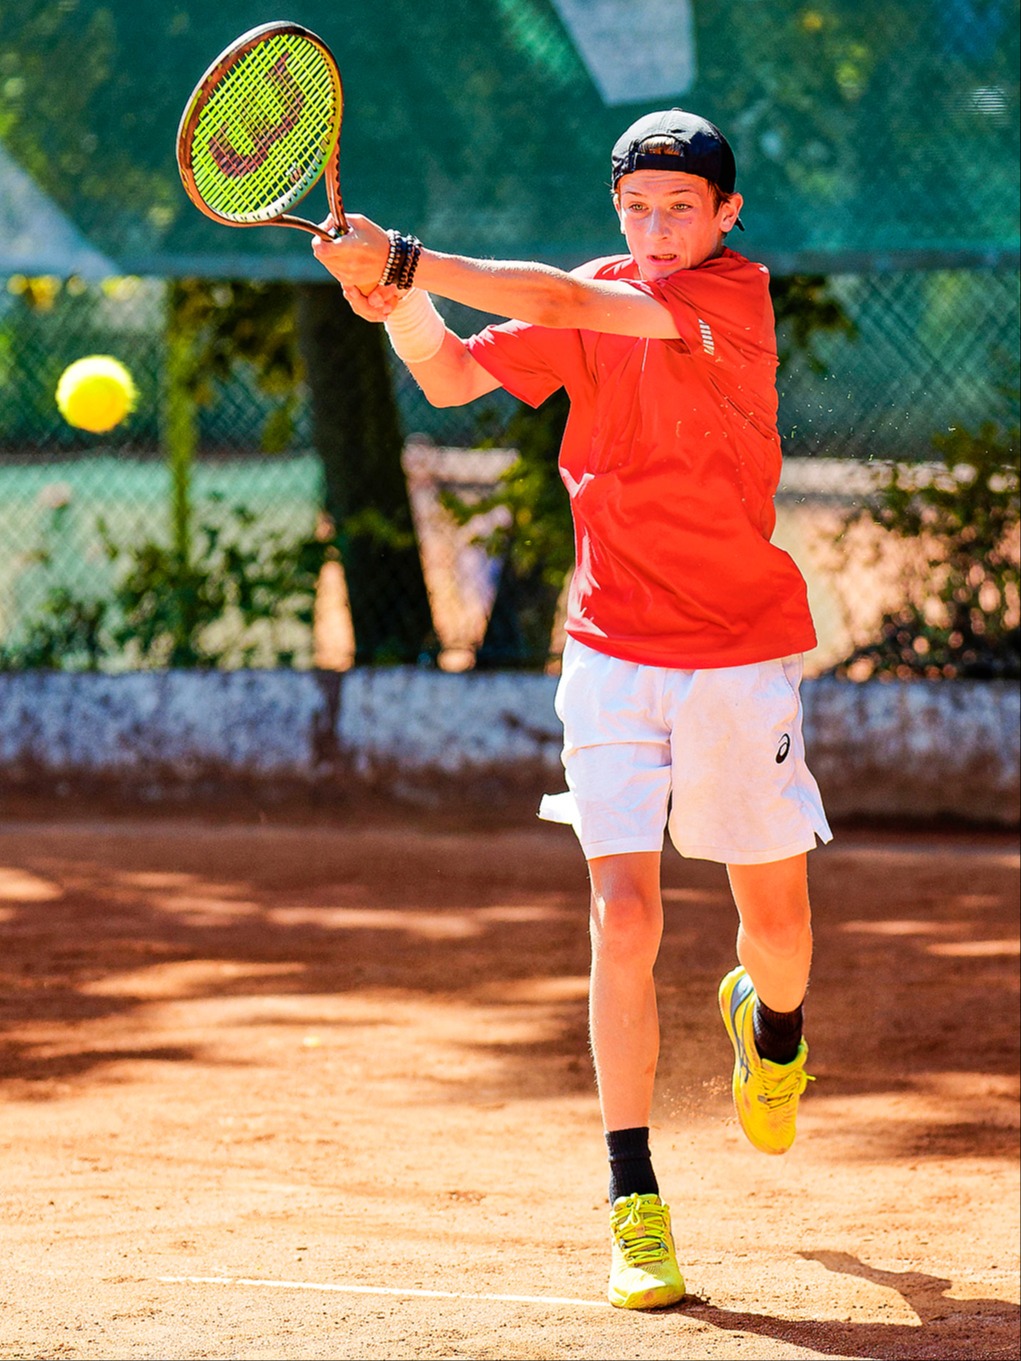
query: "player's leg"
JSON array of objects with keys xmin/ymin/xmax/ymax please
[
  {"xmin": 539, "ymin": 639, "xmax": 684, "ymax": 1307},
  {"xmin": 588, "ymin": 849, "xmax": 684, "ymax": 1309},
  {"xmin": 661, "ymin": 655, "xmax": 829, "ymax": 1156},
  {"xmin": 588, "ymin": 850, "xmax": 663, "ymax": 1132},
  {"xmin": 728, "ymin": 852, "xmax": 812, "ymax": 1015},
  {"xmin": 719, "ymin": 852, "xmax": 814, "ymax": 1154}
]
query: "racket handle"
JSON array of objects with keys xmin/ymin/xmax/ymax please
[{"xmin": 326, "ymin": 144, "xmax": 349, "ymax": 236}]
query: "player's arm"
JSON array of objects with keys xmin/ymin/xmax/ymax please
[
  {"xmin": 312, "ymin": 215, "xmax": 680, "ymax": 341},
  {"xmin": 403, "ymin": 324, "xmax": 502, "ymax": 408},
  {"xmin": 340, "ymin": 279, "xmax": 501, "ymax": 408},
  {"xmin": 415, "ymin": 249, "xmax": 679, "ymax": 339}
]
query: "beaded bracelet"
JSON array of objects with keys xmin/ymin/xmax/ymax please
[
  {"xmin": 397, "ymin": 236, "xmax": 422, "ymax": 290},
  {"xmin": 379, "ymin": 229, "xmax": 404, "ymax": 288},
  {"xmin": 379, "ymin": 230, "xmax": 424, "ymax": 290}
]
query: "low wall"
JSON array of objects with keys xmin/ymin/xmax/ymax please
[{"xmin": 0, "ymin": 670, "xmax": 1018, "ymax": 825}]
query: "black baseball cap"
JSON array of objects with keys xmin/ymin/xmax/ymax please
[{"xmin": 611, "ymin": 109, "xmax": 743, "ymax": 228}]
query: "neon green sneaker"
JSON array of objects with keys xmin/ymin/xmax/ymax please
[
  {"xmin": 718, "ymin": 965, "xmax": 813, "ymax": 1156},
  {"xmin": 607, "ymin": 1193, "xmax": 685, "ymax": 1310}
]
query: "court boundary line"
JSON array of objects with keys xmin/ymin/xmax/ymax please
[{"xmin": 158, "ymin": 1273, "xmax": 612, "ymax": 1309}]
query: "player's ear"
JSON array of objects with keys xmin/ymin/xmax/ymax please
[
  {"xmin": 612, "ymin": 190, "xmax": 625, "ymax": 234},
  {"xmin": 720, "ymin": 192, "xmax": 744, "ymax": 234}
]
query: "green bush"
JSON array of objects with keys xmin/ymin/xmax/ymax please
[
  {"xmin": 0, "ymin": 497, "xmax": 329, "ymax": 671},
  {"xmin": 832, "ymin": 416, "xmax": 1020, "ymax": 679}
]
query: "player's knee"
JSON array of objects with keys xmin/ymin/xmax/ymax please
[
  {"xmin": 743, "ymin": 909, "xmax": 812, "ymax": 960},
  {"xmin": 590, "ymin": 889, "xmax": 662, "ymax": 968}
]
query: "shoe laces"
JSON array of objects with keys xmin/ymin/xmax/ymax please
[
  {"xmin": 759, "ymin": 1065, "xmax": 815, "ymax": 1109},
  {"xmin": 611, "ymin": 1196, "xmax": 671, "ymax": 1266}
]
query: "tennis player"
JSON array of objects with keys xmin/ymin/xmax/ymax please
[{"xmin": 312, "ymin": 108, "xmax": 832, "ymax": 1311}]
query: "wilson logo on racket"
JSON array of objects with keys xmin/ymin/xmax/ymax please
[{"xmin": 209, "ymin": 52, "xmax": 306, "ymax": 179}]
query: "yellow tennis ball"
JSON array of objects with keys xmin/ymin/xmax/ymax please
[{"xmin": 56, "ymin": 355, "xmax": 137, "ymax": 433}]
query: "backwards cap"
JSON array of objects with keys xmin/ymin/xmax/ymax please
[{"xmin": 611, "ymin": 109, "xmax": 743, "ymax": 228}]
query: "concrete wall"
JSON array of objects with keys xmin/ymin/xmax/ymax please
[{"xmin": 0, "ymin": 670, "xmax": 1018, "ymax": 825}]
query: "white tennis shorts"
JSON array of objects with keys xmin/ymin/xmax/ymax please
[{"xmin": 539, "ymin": 637, "xmax": 832, "ymax": 865}]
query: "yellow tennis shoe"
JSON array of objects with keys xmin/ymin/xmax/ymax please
[
  {"xmin": 607, "ymin": 1192, "xmax": 685, "ymax": 1309},
  {"xmin": 718, "ymin": 965, "xmax": 813, "ymax": 1155}
]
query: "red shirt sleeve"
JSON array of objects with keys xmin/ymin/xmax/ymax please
[
  {"xmin": 466, "ymin": 320, "xmax": 574, "ymax": 408},
  {"xmin": 639, "ymin": 252, "xmax": 781, "ymax": 431},
  {"xmin": 640, "ymin": 251, "xmax": 778, "ymax": 374}
]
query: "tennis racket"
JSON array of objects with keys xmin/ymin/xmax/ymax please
[{"xmin": 176, "ymin": 20, "xmax": 348, "ymax": 238}]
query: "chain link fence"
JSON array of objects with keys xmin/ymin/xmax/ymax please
[
  {"xmin": 3, "ymin": 1, "xmax": 1019, "ymax": 675},
  {"xmin": 1, "ymin": 262, "xmax": 1017, "ymax": 674}
]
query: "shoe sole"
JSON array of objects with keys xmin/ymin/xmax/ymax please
[{"xmin": 608, "ymin": 1280, "xmax": 686, "ymax": 1309}]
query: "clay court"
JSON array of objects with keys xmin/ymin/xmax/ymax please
[{"xmin": 0, "ymin": 806, "xmax": 1018, "ymax": 1361}]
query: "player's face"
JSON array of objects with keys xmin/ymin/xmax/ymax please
[{"xmin": 614, "ymin": 170, "xmax": 742, "ymax": 279}]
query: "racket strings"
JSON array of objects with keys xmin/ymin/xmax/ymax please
[{"xmin": 191, "ymin": 34, "xmax": 339, "ymax": 222}]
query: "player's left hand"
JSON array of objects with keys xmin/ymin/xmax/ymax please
[
  {"xmin": 312, "ymin": 213, "xmax": 390, "ymax": 292},
  {"xmin": 342, "ymin": 282, "xmax": 402, "ymax": 321}
]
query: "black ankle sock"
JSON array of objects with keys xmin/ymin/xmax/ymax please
[
  {"xmin": 754, "ymin": 999, "xmax": 804, "ymax": 1066},
  {"xmin": 605, "ymin": 1126, "xmax": 659, "ymax": 1204}
]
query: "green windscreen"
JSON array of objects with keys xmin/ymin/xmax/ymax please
[{"xmin": 1, "ymin": 0, "xmax": 1018, "ymax": 278}]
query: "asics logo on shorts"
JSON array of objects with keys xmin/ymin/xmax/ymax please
[{"xmin": 775, "ymin": 734, "xmax": 791, "ymax": 764}]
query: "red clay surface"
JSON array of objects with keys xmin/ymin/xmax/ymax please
[{"xmin": 0, "ymin": 805, "xmax": 1018, "ymax": 1360}]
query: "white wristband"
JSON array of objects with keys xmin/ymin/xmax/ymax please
[{"xmin": 383, "ymin": 288, "xmax": 446, "ymax": 364}]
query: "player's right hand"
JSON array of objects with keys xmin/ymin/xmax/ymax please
[{"xmin": 312, "ymin": 212, "xmax": 389, "ymax": 292}]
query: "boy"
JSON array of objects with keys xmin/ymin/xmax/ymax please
[{"xmin": 312, "ymin": 108, "xmax": 832, "ymax": 1310}]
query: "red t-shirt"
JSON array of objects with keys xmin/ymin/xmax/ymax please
[{"xmin": 465, "ymin": 250, "xmax": 817, "ymax": 669}]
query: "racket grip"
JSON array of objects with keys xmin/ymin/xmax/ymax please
[{"xmin": 326, "ymin": 144, "xmax": 349, "ymax": 236}]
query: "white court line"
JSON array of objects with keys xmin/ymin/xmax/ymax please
[{"xmin": 158, "ymin": 1274, "xmax": 611, "ymax": 1310}]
